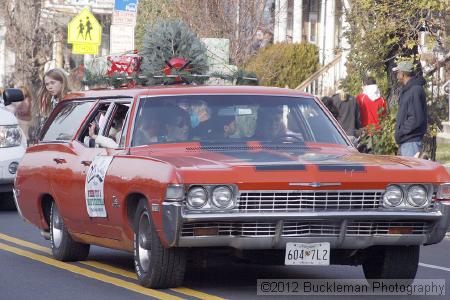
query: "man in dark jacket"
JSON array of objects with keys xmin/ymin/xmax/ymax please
[
  {"xmin": 393, "ymin": 61, "xmax": 427, "ymax": 157},
  {"xmin": 331, "ymin": 90, "xmax": 361, "ymax": 137}
]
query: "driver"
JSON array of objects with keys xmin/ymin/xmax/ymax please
[{"xmin": 253, "ymin": 106, "xmax": 286, "ymax": 140}]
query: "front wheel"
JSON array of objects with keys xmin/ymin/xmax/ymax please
[
  {"xmin": 50, "ymin": 201, "xmax": 90, "ymax": 261},
  {"xmin": 134, "ymin": 200, "xmax": 186, "ymax": 288},
  {"xmin": 362, "ymin": 245, "xmax": 419, "ymax": 284}
]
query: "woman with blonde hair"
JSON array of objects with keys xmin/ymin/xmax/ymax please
[{"xmin": 38, "ymin": 68, "xmax": 70, "ymax": 118}]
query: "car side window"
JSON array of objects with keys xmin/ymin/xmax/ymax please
[
  {"xmin": 41, "ymin": 101, "xmax": 94, "ymax": 142},
  {"xmin": 78, "ymin": 102, "xmax": 112, "ymax": 147},
  {"xmin": 103, "ymin": 103, "xmax": 129, "ymax": 146}
]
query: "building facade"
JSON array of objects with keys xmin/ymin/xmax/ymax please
[{"xmin": 272, "ymin": 0, "xmax": 350, "ymax": 95}]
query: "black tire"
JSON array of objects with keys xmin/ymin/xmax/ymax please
[
  {"xmin": 134, "ymin": 199, "xmax": 186, "ymax": 288},
  {"xmin": 362, "ymin": 245, "xmax": 419, "ymax": 284},
  {"xmin": 50, "ymin": 201, "xmax": 90, "ymax": 261},
  {"xmin": 0, "ymin": 192, "xmax": 16, "ymax": 210}
]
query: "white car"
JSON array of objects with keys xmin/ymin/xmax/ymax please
[{"xmin": 0, "ymin": 89, "xmax": 26, "ymax": 209}]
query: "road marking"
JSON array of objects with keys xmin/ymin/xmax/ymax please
[
  {"xmin": 0, "ymin": 242, "xmax": 183, "ymax": 300},
  {"xmin": 82, "ymin": 260, "xmax": 136, "ymax": 279},
  {"xmin": 170, "ymin": 288, "xmax": 225, "ymax": 300},
  {"xmin": 419, "ymin": 262, "xmax": 450, "ymax": 272},
  {"xmin": 0, "ymin": 233, "xmax": 51, "ymax": 254},
  {"xmin": 81, "ymin": 261, "xmax": 225, "ymax": 300},
  {"xmin": 7, "ymin": 233, "xmax": 446, "ymax": 299},
  {"xmin": 0, "ymin": 233, "xmax": 225, "ymax": 300}
]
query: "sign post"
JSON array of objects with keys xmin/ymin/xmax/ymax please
[
  {"xmin": 68, "ymin": 7, "xmax": 102, "ymax": 55},
  {"xmin": 110, "ymin": 0, "xmax": 138, "ymax": 54}
]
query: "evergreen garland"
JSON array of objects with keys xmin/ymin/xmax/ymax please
[
  {"xmin": 80, "ymin": 20, "xmax": 259, "ymax": 88},
  {"xmin": 82, "ymin": 69, "xmax": 258, "ymax": 87},
  {"xmin": 82, "ymin": 71, "xmax": 149, "ymax": 89},
  {"xmin": 140, "ymin": 20, "xmax": 209, "ymax": 84}
]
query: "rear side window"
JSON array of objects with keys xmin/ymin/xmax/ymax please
[{"xmin": 41, "ymin": 101, "xmax": 94, "ymax": 142}]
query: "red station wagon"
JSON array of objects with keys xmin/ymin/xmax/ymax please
[{"xmin": 14, "ymin": 85, "xmax": 450, "ymax": 288}]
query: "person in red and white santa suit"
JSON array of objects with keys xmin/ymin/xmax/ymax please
[{"xmin": 356, "ymin": 77, "xmax": 387, "ymax": 129}]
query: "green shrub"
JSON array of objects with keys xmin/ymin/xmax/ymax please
[
  {"xmin": 358, "ymin": 108, "xmax": 398, "ymax": 155},
  {"xmin": 358, "ymin": 93, "xmax": 448, "ymax": 159},
  {"xmin": 244, "ymin": 42, "xmax": 319, "ymax": 88}
]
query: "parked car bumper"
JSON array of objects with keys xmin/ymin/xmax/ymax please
[
  {"xmin": 0, "ymin": 145, "xmax": 25, "ymax": 194},
  {"xmin": 161, "ymin": 201, "xmax": 450, "ymax": 249}
]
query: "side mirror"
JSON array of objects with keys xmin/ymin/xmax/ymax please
[{"xmin": 3, "ymin": 88, "xmax": 24, "ymax": 106}]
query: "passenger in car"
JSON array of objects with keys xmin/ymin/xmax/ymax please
[
  {"xmin": 88, "ymin": 119, "xmax": 122, "ymax": 148},
  {"xmin": 134, "ymin": 113, "xmax": 162, "ymax": 145},
  {"xmin": 190, "ymin": 101, "xmax": 211, "ymax": 128},
  {"xmin": 177, "ymin": 99, "xmax": 211, "ymax": 129},
  {"xmin": 163, "ymin": 106, "xmax": 191, "ymax": 142},
  {"xmin": 253, "ymin": 106, "xmax": 287, "ymax": 140},
  {"xmin": 193, "ymin": 115, "xmax": 236, "ymax": 140},
  {"xmin": 87, "ymin": 104, "xmax": 130, "ymax": 148}
]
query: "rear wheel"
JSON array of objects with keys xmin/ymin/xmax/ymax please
[
  {"xmin": 362, "ymin": 245, "xmax": 419, "ymax": 284},
  {"xmin": 50, "ymin": 201, "xmax": 90, "ymax": 261},
  {"xmin": 134, "ymin": 199, "xmax": 186, "ymax": 288}
]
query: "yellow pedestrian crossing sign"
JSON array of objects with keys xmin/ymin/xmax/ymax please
[{"xmin": 68, "ymin": 7, "xmax": 102, "ymax": 54}]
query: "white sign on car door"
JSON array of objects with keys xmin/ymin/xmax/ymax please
[{"xmin": 85, "ymin": 155, "xmax": 113, "ymax": 217}]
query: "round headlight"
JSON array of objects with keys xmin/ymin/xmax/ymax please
[
  {"xmin": 187, "ymin": 186, "xmax": 208, "ymax": 208},
  {"xmin": 383, "ymin": 185, "xmax": 403, "ymax": 207},
  {"xmin": 212, "ymin": 186, "xmax": 233, "ymax": 208},
  {"xmin": 407, "ymin": 185, "xmax": 428, "ymax": 207}
]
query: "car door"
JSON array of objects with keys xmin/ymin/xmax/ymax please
[
  {"xmin": 71, "ymin": 101, "xmax": 131, "ymax": 240},
  {"xmin": 39, "ymin": 100, "xmax": 97, "ymax": 232}
]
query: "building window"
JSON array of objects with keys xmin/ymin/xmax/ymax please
[
  {"xmin": 286, "ymin": 0, "xmax": 294, "ymax": 41},
  {"xmin": 309, "ymin": 0, "xmax": 320, "ymax": 13},
  {"xmin": 307, "ymin": 0, "xmax": 320, "ymax": 44},
  {"xmin": 309, "ymin": 13, "xmax": 318, "ymax": 43}
]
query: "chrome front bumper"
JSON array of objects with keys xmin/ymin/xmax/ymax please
[{"xmin": 161, "ymin": 201, "xmax": 450, "ymax": 249}]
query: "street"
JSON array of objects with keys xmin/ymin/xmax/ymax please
[{"xmin": 0, "ymin": 208, "xmax": 449, "ymax": 299}]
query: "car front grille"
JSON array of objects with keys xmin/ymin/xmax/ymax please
[
  {"xmin": 237, "ymin": 190, "xmax": 383, "ymax": 212},
  {"xmin": 282, "ymin": 221, "xmax": 341, "ymax": 236},
  {"xmin": 346, "ymin": 221, "xmax": 431, "ymax": 235},
  {"xmin": 181, "ymin": 220, "xmax": 431, "ymax": 237},
  {"xmin": 181, "ymin": 222, "xmax": 277, "ymax": 237}
]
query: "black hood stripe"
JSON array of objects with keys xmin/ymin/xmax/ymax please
[
  {"xmin": 197, "ymin": 143, "xmax": 365, "ymax": 172},
  {"xmin": 198, "ymin": 143, "xmax": 307, "ymax": 170},
  {"xmin": 255, "ymin": 165, "xmax": 306, "ymax": 171},
  {"xmin": 318, "ymin": 164, "xmax": 366, "ymax": 172}
]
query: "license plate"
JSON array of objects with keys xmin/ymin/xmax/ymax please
[{"xmin": 284, "ymin": 242, "xmax": 330, "ymax": 265}]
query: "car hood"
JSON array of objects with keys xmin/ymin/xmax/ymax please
[{"xmin": 136, "ymin": 144, "xmax": 450, "ymax": 186}]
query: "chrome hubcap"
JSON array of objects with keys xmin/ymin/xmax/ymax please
[
  {"xmin": 138, "ymin": 212, "xmax": 151, "ymax": 272},
  {"xmin": 52, "ymin": 205, "xmax": 63, "ymax": 248}
]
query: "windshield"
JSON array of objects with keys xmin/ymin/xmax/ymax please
[{"xmin": 131, "ymin": 95, "xmax": 347, "ymax": 146}]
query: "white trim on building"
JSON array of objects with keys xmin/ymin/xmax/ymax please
[{"xmin": 273, "ymin": 0, "xmax": 349, "ymax": 95}]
